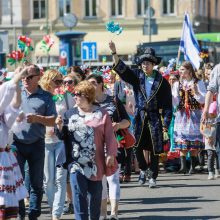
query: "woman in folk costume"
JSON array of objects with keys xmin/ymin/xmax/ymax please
[
  {"xmin": 168, "ymin": 73, "xmax": 179, "ymax": 152},
  {"xmin": 0, "ymin": 67, "xmax": 28, "ymax": 219},
  {"xmin": 172, "ymin": 61, "xmax": 206, "ymax": 174},
  {"xmin": 109, "ymin": 41, "xmax": 172, "ymax": 188}
]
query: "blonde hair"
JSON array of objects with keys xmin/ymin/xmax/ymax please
[
  {"xmin": 39, "ymin": 69, "xmax": 63, "ymax": 92},
  {"xmin": 74, "ymin": 81, "xmax": 96, "ymax": 104}
]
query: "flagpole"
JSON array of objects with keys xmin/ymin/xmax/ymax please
[
  {"xmin": 177, "ymin": 48, "xmax": 181, "ymax": 65},
  {"xmin": 177, "ymin": 12, "xmax": 186, "ymax": 66}
]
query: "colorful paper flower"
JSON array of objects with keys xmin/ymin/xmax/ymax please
[
  {"xmin": 106, "ymin": 21, "xmax": 115, "ymax": 33},
  {"xmin": 17, "ymin": 36, "xmax": 33, "ymax": 55},
  {"xmin": 100, "ymin": 66, "xmax": 111, "ymax": 74},
  {"xmin": 106, "ymin": 21, "xmax": 123, "ymax": 35},
  {"xmin": 58, "ymin": 66, "xmax": 68, "ymax": 76},
  {"xmin": 116, "ymin": 134, "xmax": 124, "ymax": 142},
  {"xmin": 80, "ymin": 64, "xmax": 89, "ymax": 71},
  {"xmin": 93, "ymin": 68, "xmax": 103, "ymax": 76},
  {"xmin": 40, "ymin": 35, "xmax": 55, "ymax": 52},
  {"xmin": 93, "ymin": 66, "xmax": 113, "ymax": 85},
  {"xmin": 18, "ymin": 36, "xmax": 32, "ymax": 47},
  {"xmin": 52, "ymin": 87, "xmax": 66, "ymax": 102},
  {"xmin": 200, "ymin": 52, "xmax": 209, "ymax": 59},
  {"xmin": 7, "ymin": 51, "xmax": 24, "ymax": 65}
]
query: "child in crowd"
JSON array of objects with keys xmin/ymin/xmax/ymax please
[{"xmin": 200, "ymin": 101, "xmax": 219, "ymax": 179}]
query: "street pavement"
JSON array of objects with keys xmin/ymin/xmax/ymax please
[{"xmin": 38, "ymin": 172, "xmax": 220, "ymax": 220}]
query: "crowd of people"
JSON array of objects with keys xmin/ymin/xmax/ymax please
[{"xmin": 0, "ymin": 41, "xmax": 220, "ymax": 220}]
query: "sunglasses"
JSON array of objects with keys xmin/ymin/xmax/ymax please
[
  {"xmin": 53, "ymin": 79, "xmax": 63, "ymax": 85},
  {"xmin": 23, "ymin": 74, "xmax": 39, "ymax": 81},
  {"xmin": 64, "ymin": 80, "xmax": 73, "ymax": 85},
  {"xmin": 74, "ymin": 92, "xmax": 86, "ymax": 98}
]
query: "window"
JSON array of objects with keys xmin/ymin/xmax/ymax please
[
  {"xmin": 162, "ymin": 0, "xmax": 175, "ymax": 15},
  {"xmin": 59, "ymin": 0, "xmax": 71, "ymax": 17},
  {"xmin": 33, "ymin": 0, "xmax": 46, "ymax": 19},
  {"xmin": 40, "ymin": 56, "xmax": 59, "ymax": 64},
  {"xmin": 203, "ymin": 0, "xmax": 206, "ymax": 16},
  {"xmin": 85, "ymin": 0, "xmax": 97, "ymax": 17},
  {"xmin": 215, "ymin": 0, "xmax": 218, "ymax": 17},
  {"xmin": 111, "ymin": 0, "xmax": 123, "ymax": 16},
  {"xmin": 137, "ymin": 0, "xmax": 149, "ymax": 16},
  {"xmin": 198, "ymin": 0, "xmax": 206, "ymax": 16},
  {"xmin": 198, "ymin": 0, "xmax": 203, "ymax": 15}
]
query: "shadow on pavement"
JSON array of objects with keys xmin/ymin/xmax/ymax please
[
  {"xmin": 119, "ymin": 207, "xmax": 200, "ymax": 214},
  {"xmin": 158, "ymin": 178, "xmax": 199, "ymax": 181},
  {"xmin": 138, "ymin": 216, "xmax": 220, "ymax": 220},
  {"xmin": 120, "ymin": 196, "xmax": 219, "ymax": 205},
  {"xmin": 158, "ymin": 184, "xmax": 220, "ymax": 188}
]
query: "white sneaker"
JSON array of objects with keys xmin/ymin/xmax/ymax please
[
  {"xmin": 138, "ymin": 171, "xmax": 146, "ymax": 185},
  {"xmin": 215, "ymin": 169, "xmax": 220, "ymax": 178},
  {"xmin": 24, "ymin": 197, "xmax": 29, "ymax": 207},
  {"xmin": 109, "ymin": 215, "xmax": 118, "ymax": 220},
  {"xmin": 149, "ymin": 178, "xmax": 157, "ymax": 188},
  {"xmin": 208, "ymin": 172, "xmax": 215, "ymax": 180}
]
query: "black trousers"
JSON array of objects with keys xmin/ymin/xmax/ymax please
[
  {"xmin": 198, "ymin": 149, "xmax": 207, "ymax": 167},
  {"xmin": 117, "ymin": 147, "xmax": 133, "ymax": 176},
  {"xmin": 136, "ymin": 146, "xmax": 159, "ymax": 179},
  {"xmin": 135, "ymin": 121, "xmax": 159, "ymax": 179},
  {"xmin": 207, "ymin": 150, "xmax": 219, "ymax": 172}
]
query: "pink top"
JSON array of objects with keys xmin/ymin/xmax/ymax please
[
  {"xmin": 87, "ymin": 108, "xmax": 118, "ymax": 181},
  {"xmin": 209, "ymin": 101, "xmax": 217, "ymax": 115}
]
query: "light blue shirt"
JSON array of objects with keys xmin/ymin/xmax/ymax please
[{"xmin": 145, "ymin": 75, "xmax": 155, "ymax": 97}]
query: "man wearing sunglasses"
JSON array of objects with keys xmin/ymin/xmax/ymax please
[{"xmin": 12, "ymin": 64, "xmax": 57, "ymax": 220}]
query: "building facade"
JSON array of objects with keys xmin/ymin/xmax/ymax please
[{"xmin": 0, "ymin": 0, "xmax": 220, "ymax": 66}]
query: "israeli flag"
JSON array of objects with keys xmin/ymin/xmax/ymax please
[{"xmin": 179, "ymin": 13, "xmax": 201, "ymax": 69}]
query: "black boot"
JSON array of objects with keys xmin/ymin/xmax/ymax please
[
  {"xmin": 189, "ymin": 156, "xmax": 197, "ymax": 174},
  {"xmin": 178, "ymin": 156, "xmax": 187, "ymax": 174}
]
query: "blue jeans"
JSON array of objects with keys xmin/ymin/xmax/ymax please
[
  {"xmin": 13, "ymin": 139, "xmax": 45, "ymax": 219},
  {"xmin": 24, "ymin": 161, "xmax": 31, "ymax": 194},
  {"xmin": 215, "ymin": 123, "xmax": 220, "ymax": 169},
  {"xmin": 44, "ymin": 142, "xmax": 67, "ymax": 218},
  {"xmin": 70, "ymin": 171, "xmax": 102, "ymax": 220}
]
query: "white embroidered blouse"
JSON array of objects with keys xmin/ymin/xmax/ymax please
[
  {"xmin": 0, "ymin": 81, "xmax": 19, "ymax": 147},
  {"xmin": 172, "ymin": 79, "xmax": 207, "ymax": 108}
]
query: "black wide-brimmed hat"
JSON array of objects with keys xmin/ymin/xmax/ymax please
[{"xmin": 136, "ymin": 48, "xmax": 162, "ymax": 65}]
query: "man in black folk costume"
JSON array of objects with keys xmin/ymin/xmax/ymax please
[{"xmin": 109, "ymin": 41, "xmax": 172, "ymax": 188}]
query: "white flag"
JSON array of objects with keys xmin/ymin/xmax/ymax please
[{"xmin": 179, "ymin": 13, "xmax": 201, "ymax": 70}]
